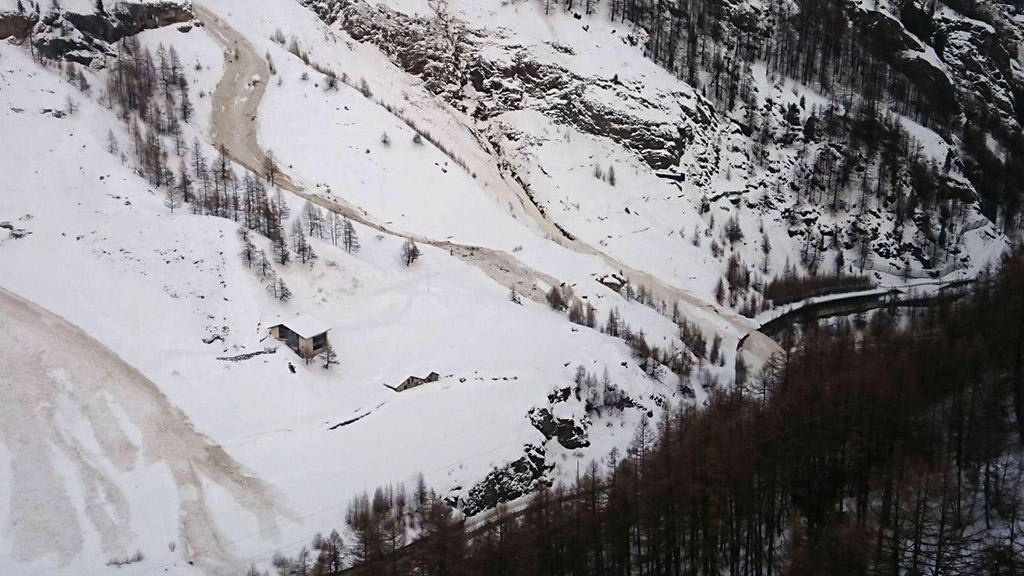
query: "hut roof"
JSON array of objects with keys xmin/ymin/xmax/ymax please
[{"xmin": 271, "ymin": 314, "xmax": 331, "ymax": 338}]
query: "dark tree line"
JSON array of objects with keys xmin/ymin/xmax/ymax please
[
  {"xmin": 263, "ymin": 248, "xmax": 1024, "ymax": 575},
  {"xmin": 763, "ymin": 265, "xmax": 873, "ymax": 305}
]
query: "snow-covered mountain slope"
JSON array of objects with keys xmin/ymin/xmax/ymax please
[
  {"xmin": 305, "ymin": 0, "xmax": 1010, "ymax": 296},
  {"xmin": 197, "ymin": 0, "xmax": 760, "ymax": 341},
  {"xmin": 0, "ymin": 0, "xmax": 1017, "ymax": 573},
  {"xmin": 0, "ymin": 2, "xmax": 712, "ymax": 574}
]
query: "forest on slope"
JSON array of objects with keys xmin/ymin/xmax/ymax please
[
  {"xmin": 591, "ymin": 0, "xmax": 1024, "ymax": 234},
  {"xmin": 265, "ymin": 248, "xmax": 1024, "ymax": 575}
]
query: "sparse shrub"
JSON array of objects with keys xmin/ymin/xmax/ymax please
[
  {"xmin": 287, "ymin": 37, "xmax": 310, "ymax": 64},
  {"xmin": 546, "ymin": 285, "xmax": 567, "ymax": 311},
  {"xmin": 401, "ymin": 238, "xmax": 420, "ymax": 266},
  {"xmin": 725, "ymin": 214, "xmax": 744, "ymax": 244},
  {"xmin": 106, "ymin": 550, "xmax": 144, "ymax": 567}
]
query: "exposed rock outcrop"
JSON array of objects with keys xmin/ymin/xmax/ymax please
[
  {"xmin": 2, "ymin": 1, "xmax": 193, "ymax": 64},
  {"xmin": 528, "ymin": 407, "xmax": 590, "ymax": 450},
  {"xmin": 0, "ymin": 11, "xmax": 33, "ymax": 41},
  {"xmin": 849, "ymin": 8, "xmax": 959, "ymax": 121},
  {"xmin": 449, "ymin": 443, "xmax": 550, "ymax": 517}
]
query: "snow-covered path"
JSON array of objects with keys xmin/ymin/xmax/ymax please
[{"xmin": 0, "ymin": 287, "xmax": 294, "ymax": 576}]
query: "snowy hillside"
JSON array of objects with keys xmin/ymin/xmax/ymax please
[{"xmin": 0, "ymin": 0, "xmax": 1018, "ymax": 573}]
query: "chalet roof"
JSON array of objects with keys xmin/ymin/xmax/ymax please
[
  {"xmin": 402, "ymin": 372, "xmax": 439, "ymax": 383},
  {"xmin": 271, "ymin": 313, "xmax": 331, "ymax": 338}
]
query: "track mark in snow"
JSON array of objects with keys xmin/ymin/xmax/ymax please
[
  {"xmin": 217, "ymin": 347, "xmax": 278, "ymax": 362},
  {"xmin": 0, "ymin": 287, "xmax": 295, "ymax": 574},
  {"xmin": 328, "ymin": 412, "xmax": 372, "ymax": 430},
  {"xmin": 328, "ymin": 401, "xmax": 386, "ymax": 430}
]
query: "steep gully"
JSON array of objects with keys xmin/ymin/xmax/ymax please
[{"xmin": 195, "ymin": 4, "xmax": 782, "ymax": 364}]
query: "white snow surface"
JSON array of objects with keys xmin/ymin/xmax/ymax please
[
  {"xmin": 0, "ymin": 10, "xmax": 675, "ymax": 575},
  {"xmin": 0, "ymin": 0, "xmax": 1011, "ymax": 573}
]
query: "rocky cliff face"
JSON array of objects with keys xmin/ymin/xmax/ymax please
[
  {"xmin": 528, "ymin": 405, "xmax": 590, "ymax": 450},
  {"xmin": 849, "ymin": 7, "xmax": 960, "ymax": 119},
  {"xmin": 0, "ymin": 1, "xmax": 193, "ymax": 64},
  {"xmin": 450, "ymin": 377, "xmax": 658, "ymax": 516},
  {"xmin": 304, "ymin": 0, "xmax": 713, "ymax": 174},
  {"xmin": 0, "ymin": 10, "xmax": 32, "ymax": 41},
  {"xmin": 931, "ymin": 5, "xmax": 1020, "ymax": 133},
  {"xmin": 476, "ymin": 57, "xmax": 710, "ymax": 171}
]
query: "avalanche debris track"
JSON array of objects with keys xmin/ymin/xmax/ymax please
[
  {"xmin": 196, "ymin": 3, "xmax": 780, "ymax": 361},
  {"xmin": 198, "ymin": 4, "xmax": 558, "ymax": 305},
  {"xmin": 0, "ymin": 287, "xmax": 294, "ymax": 576}
]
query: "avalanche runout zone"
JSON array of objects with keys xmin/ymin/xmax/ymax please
[{"xmin": 0, "ymin": 287, "xmax": 294, "ymax": 575}]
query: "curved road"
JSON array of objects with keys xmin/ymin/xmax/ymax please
[{"xmin": 196, "ymin": 4, "xmax": 780, "ymax": 361}]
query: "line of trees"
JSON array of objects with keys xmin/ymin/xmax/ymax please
[
  {"xmin": 557, "ymin": 0, "xmax": 949, "ymax": 127},
  {"xmin": 260, "ymin": 247, "xmax": 1024, "ymax": 575},
  {"xmin": 98, "ymin": 37, "xmax": 304, "ymax": 247},
  {"xmin": 763, "ymin": 264, "xmax": 873, "ymax": 305}
]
